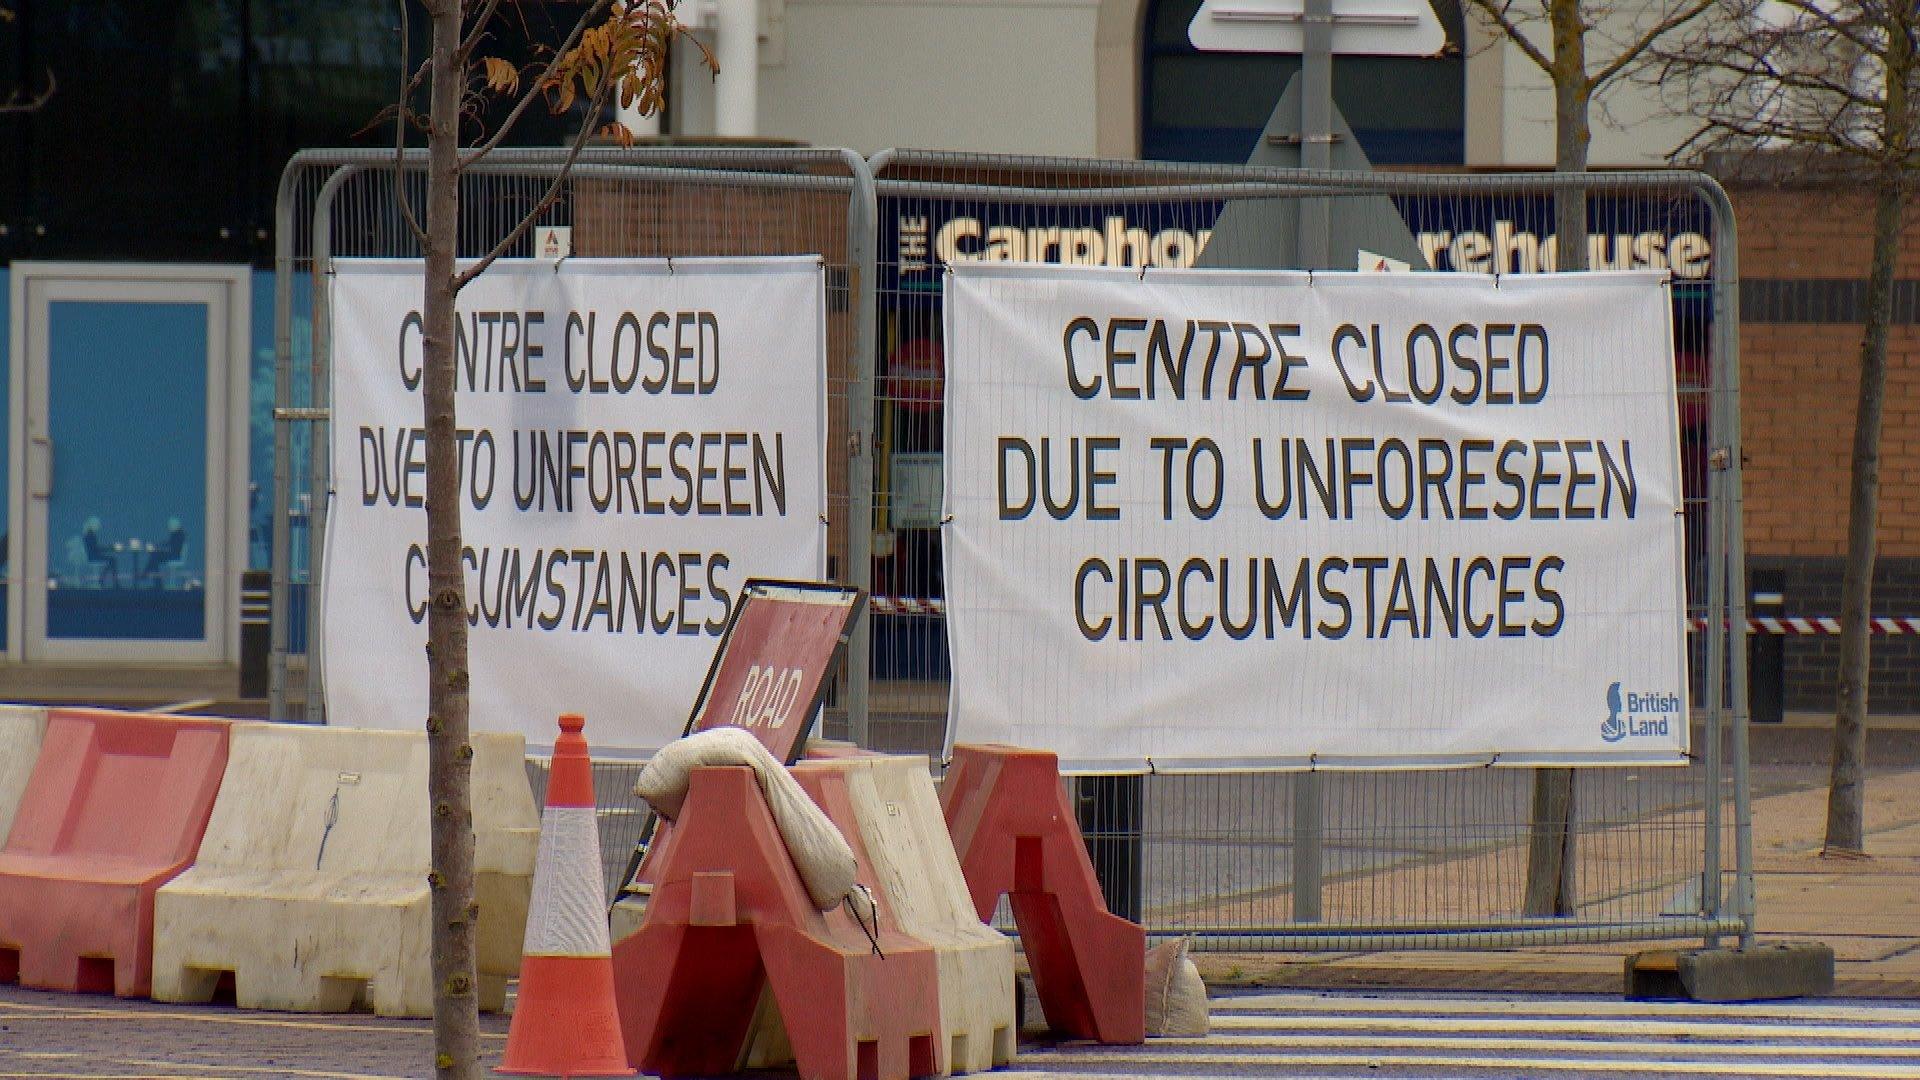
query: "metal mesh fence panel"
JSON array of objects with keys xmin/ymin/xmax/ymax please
[
  {"xmin": 274, "ymin": 145, "xmax": 1752, "ymax": 947},
  {"xmin": 271, "ymin": 146, "xmax": 874, "ymax": 724},
  {"xmin": 866, "ymin": 150, "xmax": 1751, "ymax": 950},
  {"xmin": 271, "ymin": 147, "xmax": 876, "ymax": 902}
]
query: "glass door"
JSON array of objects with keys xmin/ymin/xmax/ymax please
[{"xmin": 11, "ymin": 264, "xmax": 248, "ymax": 663}]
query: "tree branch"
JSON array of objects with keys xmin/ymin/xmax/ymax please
[
  {"xmin": 394, "ymin": 0, "xmax": 428, "ymax": 249},
  {"xmin": 453, "ymin": 75, "xmax": 614, "ymax": 291},
  {"xmin": 1588, "ymin": 0, "xmax": 1713, "ymax": 91},
  {"xmin": 1644, "ymin": 0, "xmax": 1891, "ymax": 172},
  {"xmin": 1464, "ymin": 0, "xmax": 1556, "ymax": 76},
  {"xmin": 460, "ymin": 0, "xmax": 616, "ymax": 170},
  {"xmin": 1772, "ymin": 0, "xmax": 1884, "ymax": 60},
  {"xmin": 457, "ymin": 0, "xmax": 509, "ymax": 62}
]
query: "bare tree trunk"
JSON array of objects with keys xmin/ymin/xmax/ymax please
[
  {"xmin": 1549, "ymin": 6, "xmax": 1591, "ymax": 273},
  {"xmin": 422, "ymin": 2, "xmax": 480, "ymax": 1075},
  {"xmin": 1824, "ymin": 7, "xmax": 1913, "ymax": 857},
  {"xmin": 1825, "ymin": 179, "xmax": 1902, "ymax": 855},
  {"xmin": 1526, "ymin": 0, "xmax": 1591, "ymax": 918}
]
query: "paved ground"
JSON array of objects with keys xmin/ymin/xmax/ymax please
[
  {"xmin": 6, "ymin": 711, "xmax": 1918, "ymax": 1076},
  {"xmin": 1194, "ymin": 754, "xmax": 1920, "ymax": 997},
  {"xmin": 1017, "ymin": 989, "xmax": 1920, "ymax": 1078},
  {"xmin": 9, "ymin": 984, "xmax": 1920, "ymax": 1078},
  {"xmin": 0, "ymin": 988, "xmax": 510, "ymax": 1078}
]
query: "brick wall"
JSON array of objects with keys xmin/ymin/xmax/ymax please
[
  {"xmin": 1728, "ymin": 180, "xmax": 1920, "ymax": 715},
  {"xmin": 1731, "ymin": 185, "xmax": 1920, "ymax": 561},
  {"xmin": 1749, "ymin": 556, "xmax": 1920, "ymax": 714}
]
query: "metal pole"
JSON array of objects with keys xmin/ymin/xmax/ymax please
[
  {"xmin": 1699, "ymin": 183, "xmax": 1731, "ymax": 944},
  {"xmin": 269, "ymin": 161, "xmax": 300, "ymax": 722},
  {"xmin": 1298, "ymin": 0, "xmax": 1333, "ymax": 268},
  {"xmin": 303, "ymin": 164, "xmax": 359, "ymax": 724},
  {"xmin": 845, "ymin": 152, "xmax": 878, "ymax": 748},
  {"xmin": 1291, "ymin": 0, "xmax": 1333, "ymax": 923},
  {"xmin": 1701, "ymin": 178, "xmax": 1755, "ymax": 948}
]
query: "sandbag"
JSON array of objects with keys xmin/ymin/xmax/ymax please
[
  {"xmin": 634, "ymin": 728, "xmax": 857, "ymax": 912},
  {"xmin": 1143, "ymin": 936, "xmax": 1209, "ymax": 1037}
]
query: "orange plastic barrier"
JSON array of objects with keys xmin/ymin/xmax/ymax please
[
  {"xmin": 0, "ymin": 708, "xmax": 230, "ymax": 997},
  {"xmin": 613, "ymin": 765, "xmax": 943, "ymax": 1080},
  {"xmin": 939, "ymin": 744, "xmax": 1145, "ymax": 1045}
]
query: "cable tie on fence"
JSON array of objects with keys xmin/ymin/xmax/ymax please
[
  {"xmin": 666, "ymin": 255, "xmax": 676, "ymax": 275},
  {"xmin": 940, "ymin": 513, "xmax": 954, "ymax": 525},
  {"xmin": 1138, "ymin": 262, "xmax": 1149, "ymax": 282}
]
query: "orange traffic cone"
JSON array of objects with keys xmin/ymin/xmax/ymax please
[{"xmin": 498, "ymin": 714, "xmax": 634, "ymax": 1077}]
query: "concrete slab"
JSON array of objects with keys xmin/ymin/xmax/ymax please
[{"xmin": 1626, "ymin": 943, "xmax": 1836, "ymax": 1002}]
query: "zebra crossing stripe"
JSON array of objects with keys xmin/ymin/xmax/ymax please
[
  {"xmin": 867, "ymin": 594, "xmax": 1920, "ymax": 634},
  {"xmin": 1013, "ymin": 1049, "xmax": 1920, "ymax": 1078},
  {"xmin": 1158, "ymin": 1033, "xmax": 1920, "ymax": 1058},
  {"xmin": 1207, "ymin": 1012, "xmax": 1920, "ymax": 1041},
  {"xmin": 1215, "ymin": 992, "xmax": 1920, "ymax": 1024}
]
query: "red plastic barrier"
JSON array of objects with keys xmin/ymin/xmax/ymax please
[
  {"xmin": 0, "ymin": 709, "xmax": 230, "ymax": 997},
  {"xmin": 613, "ymin": 765, "xmax": 943, "ymax": 1080},
  {"xmin": 939, "ymin": 744, "xmax": 1145, "ymax": 1045}
]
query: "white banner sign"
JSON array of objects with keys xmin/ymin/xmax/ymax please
[
  {"xmin": 943, "ymin": 264, "xmax": 1688, "ymax": 771},
  {"xmin": 326, "ymin": 258, "xmax": 826, "ymax": 755}
]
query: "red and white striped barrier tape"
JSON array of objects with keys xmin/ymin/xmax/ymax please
[
  {"xmin": 869, "ymin": 595, "xmax": 1920, "ymax": 635},
  {"xmin": 1689, "ymin": 615, "xmax": 1920, "ymax": 635},
  {"xmin": 870, "ymin": 595, "xmax": 947, "ymax": 617}
]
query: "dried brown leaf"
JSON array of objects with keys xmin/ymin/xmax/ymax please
[{"xmin": 481, "ymin": 56, "xmax": 519, "ymax": 96}]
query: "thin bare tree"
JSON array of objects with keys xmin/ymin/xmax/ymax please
[
  {"xmin": 388, "ymin": 3, "xmax": 696, "ymax": 1075},
  {"xmin": 1461, "ymin": 0, "xmax": 1713, "ymax": 916},
  {"xmin": 1463, "ymin": 0, "xmax": 1714, "ymax": 266},
  {"xmin": 1653, "ymin": 0, "xmax": 1920, "ymax": 856}
]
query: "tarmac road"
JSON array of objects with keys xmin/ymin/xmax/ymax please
[{"xmin": 8, "ymin": 982, "xmax": 1920, "ymax": 1079}]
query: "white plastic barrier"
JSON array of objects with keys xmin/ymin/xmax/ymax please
[
  {"xmin": 741, "ymin": 753, "xmax": 1015, "ymax": 1076},
  {"xmin": 820, "ymin": 754, "xmax": 1016, "ymax": 1074},
  {"xmin": 0, "ymin": 705, "xmax": 48, "ymax": 844},
  {"xmin": 152, "ymin": 725, "xmax": 538, "ymax": 1016}
]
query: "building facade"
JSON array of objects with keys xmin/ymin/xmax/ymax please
[{"xmin": 0, "ymin": 0, "xmax": 1911, "ymax": 714}]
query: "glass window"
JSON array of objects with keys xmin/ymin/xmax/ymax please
[{"xmin": 0, "ymin": 1, "xmax": 592, "ymax": 267}]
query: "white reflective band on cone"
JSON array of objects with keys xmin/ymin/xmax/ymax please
[{"xmin": 523, "ymin": 805, "xmax": 612, "ymax": 957}]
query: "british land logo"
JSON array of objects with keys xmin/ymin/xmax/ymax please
[{"xmin": 1601, "ymin": 681, "xmax": 1681, "ymax": 743}]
